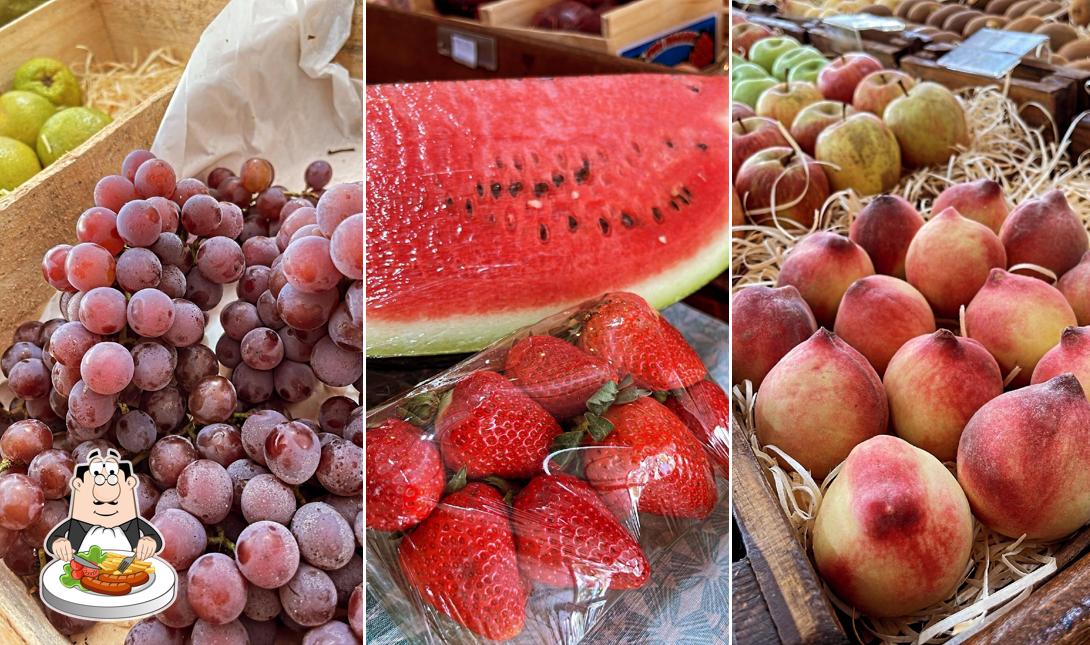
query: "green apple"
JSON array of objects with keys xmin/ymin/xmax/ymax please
[
  {"xmin": 748, "ymin": 36, "xmax": 801, "ymax": 73},
  {"xmin": 734, "ymin": 77, "xmax": 780, "ymax": 108},
  {"xmin": 771, "ymin": 46, "xmax": 825, "ymax": 81},
  {"xmin": 788, "ymin": 58, "xmax": 829, "ymax": 85},
  {"xmin": 732, "ymin": 63, "xmax": 772, "ymax": 84},
  {"xmin": 815, "ymin": 112, "xmax": 901, "ymax": 196},
  {"xmin": 732, "ymin": 53, "xmax": 748, "ymax": 69},
  {"xmin": 884, "ymin": 81, "xmax": 970, "ymax": 168}
]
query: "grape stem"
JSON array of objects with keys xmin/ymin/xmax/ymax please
[
  {"xmin": 292, "ymin": 486, "xmax": 308, "ymax": 507},
  {"xmin": 0, "ymin": 458, "xmax": 10, "ymax": 475},
  {"xmin": 129, "ymin": 451, "xmax": 149, "ymax": 467},
  {"xmin": 208, "ymin": 526, "xmax": 236, "ymax": 555},
  {"xmin": 229, "ymin": 410, "xmax": 256, "ymax": 424}
]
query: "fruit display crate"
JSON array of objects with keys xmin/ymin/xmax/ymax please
[
  {"xmin": 0, "ymin": 2, "xmax": 365, "ymax": 642},
  {"xmin": 0, "ymin": 0, "xmax": 231, "ymax": 345},
  {"xmin": 732, "ymin": 5, "xmax": 1090, "ymax": 137},
  {"xmin": 369, "ymin": 3, "xmax": 688, "ymax": 82}
]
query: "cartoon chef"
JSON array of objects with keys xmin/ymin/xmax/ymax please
[{"xmin": 45, "ymin": 449, "xmax": 163, "ymax": 563}]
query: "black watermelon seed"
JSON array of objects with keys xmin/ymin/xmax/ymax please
[
  {"xmin": 491, "ymin": 182, "xmax": 502, "ymax": 198},
  {"xmin": 689, "ymin": 85, "xmax": 700, "ymax": 93},
  {"xmin": 669, "ymin": 199, "xmax": 680, "ymax": 211},
  {"xmin": 534, "ymin": 182, "xmax": 549, "ymax": 196},
  {"xmin": 475, "ymin": 183, "xmax": 484, "ymax": 197},
  {"xmin": 682, "ymin": 186, "xmax": 692, "ymax": 198},
  {"xmin": 539, "ymin": 224, "xmax": 549, "ymax": 242},
  {"xmin": 621, "ymin": 212, "xmax": 635, "ymax": 228},
  {"xmin": 678, "ymin": 193, "xmax": 690, "ymax": 206},
  {"xmin": 696, "ymin": 142, "xmax": 708, "ymax": 151},
  {"xmin": 575, "ymin": 160, "xmax": 590, "ymax": 184},
  {"xmin": 652, "ymin": 207, "xmax": 663, "ymax": 223},
  {"xmin": 445, "ymin": 197, "xmax": 453, "ymax": 207},
  {"xmin": 465, "ymin": 200, "xmax": 473, "ymax": 215},
  {"xmin": 514, "ymin": 159, "xmax": 523, "ymax": 170},
  {"xmin": 632, "ymin": 142, "xmax": 641, "ymax": 154},
  {"xmin": 509, "ymin": 182, "xmax": 523, "ymax": 197},
  {"xmin": 552, "ymin": 173, "xmax": 564, "ymax": 187},
  {"xmin": 568, "ymin": 215, "xmax": 578, "ymax": 231},
  {"xmin": 665, "ymin": 139, "xmax": 674, "ymax": 148},
  {"xmin": 598, "ymin": 217, "xmax": 610, "ymax": 235}
]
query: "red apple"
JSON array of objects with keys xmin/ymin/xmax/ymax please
[
  {"xmin": 732, "ymin": 102, "xmax": 756, "ymax": 121},
  {"xmin": 732, "ymin": 116, "xmax": 790, "ymax": 177},
  {"xmin": 736, "ymin": 146, "xmax": 830, "ymax": 228},
  {"xmin": 817, "ymin": 53, "xmax": 884, "ymax": 104},
  {"xmin": 852, "ymin": 70, "xmax": 916, "ymax": 117},
  {"xmin": 756, "ymin": 81, "xmax": 824, "ymax": 128},
  {"xmin": 732, "ymin": 23, "xmax": 773, "ymax": 57},
  {"xmin": 790, "ymin": 100, "xmax": 855, "ymax": 156}
]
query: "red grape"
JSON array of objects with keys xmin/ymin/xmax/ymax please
[
  {"xmin": 78, "ymin": 287, "xmax": 127, "ymax": 334},
  {"xmin": 170, "ymin": 178, "xmax": 208, "ymax": 209},
  {"xmin": 178, "ymin": 459, "xmax": 233, "ymax": 524},
  {"xmin": 316, "ymin": 438, "xmax": 362, "ymax": 497},
  {"xmin": 159, "ymin": 264, "xmax": 187, "ymax": 298},
  {"xmin": 315, "ymin": 182, "xmax": 361, "ymax": 237},
  {"xmin": 232, "ymin": 364, "xmax": 274, "ymax": 404},
  {"xmin": 273, "ymin": 360, "xmax": 317, "ymax": 403},
  {"xmin": 276, "ymin": 284, "xmax": 338, "ymax": 331},
  {"xmin": 221, "ymin": 301, "xmax": 260, "ymax": 341},
  {"xmin": 163, "ymin": 299, "xmax": 205, "ymax": 347},
  {"xmin": 115, "ymin": 410, "xmax": 157, "ymax": 452},
  {"xmin": 276, "ymin": 207, "xmax": 316, "ymax": 251},
  {"xmin": 187, "ymin": 552, "xmax": 247, "ymax": 624},
  {"xmin": 255, "ymin": 186, "xmax": 287, "ymax": 221},
  {"xmin": 149, "ymin": 435, "xmax": 198, "ymax": 488},
  {"xmin": 189, "ymin": 375, "xmax": 237, "ymax": 424},
  {"xmin": 240, "ymin": 158, "xmax": 274, "ymax": 193},
  {"xmin": 330, "ymin": 213, "xmax": 362, "ymax": 279},
  {"xmin": 240, "ymin": 473, "xmax": 295, "ymax": 525},
  {"xmin": 305, "ymin": 161, "xmax": 333, "ymax": 191},
  {"xmin": 279, "ymin": 563, "xmax": 336, "ymax": 626},
  {"xmin": 207, "ymin": 167, "xmax": 234, "ymax": 190},
  {"xmin": 236, "ymin": 520, "xmax": 299, "ymax": 589},
  {"xmin": 48, "ymin": 321, "xmax": 99, "ymax": 367},
  {"xmin": 218, "ymin": 176, "xmax": 250, "ymax": 207},
  {"xmin": 127, "ymin": 288, "xmax": 175, "ymax": 337},
  {"xmin": 64, "ymin": 243, "xmax": 115, "ymax": 292},
  {"xmin": 214, "ymin": 201, "xmax": 245, "ymax": 239},
  {"xmin": 134, "ymin": 158, "xmax": 177, "ymax": 199},
  {"xmin": 76, "ymin": 207, "xmax": 124, "ymax": 255},
  {"xmin": 158, "ymin": 575, "xmax": 197, "ymax": 627},
  {"xmin": 181, "ymin": 194, "xmax": 222, "ymax": 236},
  {"xmin": 241, "ymin": 410, "xmax": 288, "ymax": 465},
  {"xmin": 244, "ymin": 585, "xmax": 281, "ymax": 621},
  {"xmin": 93, "ymin": 174, "xmax": 136, "ymax": 212},
  {"xmin": 185, "ymin": 267, "xmax": 224, "ymax": 311},
  {"xmin": 9, "ymin": 358, "xmax": 50, "ymax": 399},
  {"xmin": 67, "ymin": 380, "xmax": 116, "ymax": 428},
  {"xmin": 1, "ymin": 419, "xmax": 53, "ymax": 464},
  {"xmin": 124, "ymin": 617, "xmax": 184, "ymax": 645},
  {"xmin": 196, "ymin": 236, "xmax": 245, "ymax": 284},
  {"xmin": 0, "ymin": 474, "xmax": 43, "ymax": 530},
  {"xmin": 291, "ymin": 502, "xmax": 354, "ymax": 570},
  {"xmin": 116, "ymin": 199, "xmax": 163, "ymax": 247},
  {"xmin": 216, "ymin": 335, "xmax": 242, "ymax": 369},
  {"xmin": 242, "ymin": 236, "xmax": 279, "ymax": 267},
  {"xmin": 196, "ymin": 424, "xmax": 245, "ymax": 466},
  {"xmin": 241, "ymin": 327, "xmax": 284, "ymax": 371},
  {"xmin": 264, "ymin": 421, "xmax": 320, "ymax": 485},
  {"xmin": 122, "ymin": 149, "xmax": 156, "ymax": 182},
  {"xmin": 175, "ymin": 344, "xmax": 218, "ymax": 390},
  {"xmin": 2, "ymin": 341, "xmax": 41, "ymax": 376},
  {"xmin": 131, "ymin": 340, "xmax": 177, "ymax": 391}
]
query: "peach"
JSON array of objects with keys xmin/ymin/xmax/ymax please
[
  {"xmin": 1031, "ymin": 326, "xmax": 1090, "ymax": 394},
  {"xmin": 834, "ymin": 276, "xmax": 936, "ymax": 375},
  {"xmin": 1000, "ymin": 189, "xmax": 1089, "ymax": 278},
  {"xmin": 1057, "ymin": 251, "xmax": 1090, "ymax": 325},
  {"xmin": 957, "ymin": 374, "xmax": 1090, "ymax": 540},
  {"xmin": 884, "ymin": 330, "xmax": 1003, "ymax": 461},
  {"xmin": 931, "ymin": 179, "xmax": 1010, "ymax": 234},
  {"xmin": 732, "ymin": 285, "xmax": 818, "ymax": 388},
  {"xmin": 776, "ymin": 232, "xmax": 875, "ymax": 327},
  {"xmin": 965, "ymin": 269, "xmax": 1077, "ymax": 385},
  {"xmin": 755, "ymin": 329, "xmax": 888, "ymax": 478},
  {"xmin": 848, "ymin": 194, "xmax": 924, "ymax": 278},
  {"xmin": 813, "ymin": 435, "xmax": 973, "ymax": 617},
  {"xmin": 905, "ymin": 207, "xmax": 1007, "ymax": 318}
]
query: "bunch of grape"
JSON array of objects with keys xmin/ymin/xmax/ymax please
[{"xmin": 0, "ymin": 151, "xmax": 362, "ymax": 644}]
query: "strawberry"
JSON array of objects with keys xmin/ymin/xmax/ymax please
[
  {"xmin": 513, "ymin": 473, "xmax": 649, "ymax": 589},
  {"xmin": 399, "ymin": 482, "xmax": 528, "ymax": 641},
  {"xmin": 577, "ymin": 292, "xmax": 707, "ymax": 390},
  {"xmin": 366, "ymin": 418, "xmax": 445, "ymax": 532},
  {"xmin": 436, "ymin": 370, "xmax": 562, "ymax": 479},
  {"xmin": 585, "ymin": 396, "xmax": 716, "ymax": 519},
  {"xmin": 505, "ymin": 335, "xmax": 618, "ymax": 419},
  {"xmin": 666, "ymin": 379, "xmax": 730, "ymax": 473}
]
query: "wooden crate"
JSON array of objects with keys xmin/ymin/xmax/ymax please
[
  {"xmin": 741, "ymin": 13, "xmax": 813, "ymax": 44},
  {"xmin": 366, "ymin": 3, "xmax": 684, "ymax": 83},
  {"xmin": 0, "ymin": 1, "xmax": 363, "ymax": 642},
  {"xmin": 808, "ymin": 25, "xmax": 923, "ymax": 69},
  {"xmin": 478, "ymin": 0, "xmax": 721, "ymax": 61}
]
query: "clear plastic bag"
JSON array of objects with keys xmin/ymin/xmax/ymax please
[{"xmin": 365, "ymin": 291, "xmax": 728, "ymax": 643}]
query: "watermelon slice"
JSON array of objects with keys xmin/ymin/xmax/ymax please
[{"xmin": 366, "ymin": 75, "xmax": 729, "ymax": 356}]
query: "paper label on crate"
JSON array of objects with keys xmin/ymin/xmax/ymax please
[
  {"xmin": 451, "ymin": 33, "xmax": 478, "ymax": 69},
  {"xmin": 618, "ymin": 13, "xmax": 718, "ymax": 68},
  {"xmin": 938, "ymin": 28, "xmax": 1047, "ymax": 79},
  {"xmin": 822, "ymin": 14, "xmax": 905, "ymax": 32}
]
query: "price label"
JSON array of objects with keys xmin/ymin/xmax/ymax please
[
  {"xmin": 938, "ymin": 28, "xmax": 1047, "ymax": 79},
  {"xmin": 822, "ymin": 13, "xmax": 905, "ymax": 32},
  {"xmin": 451, "ymin": 33, "xmax": 478, "ymax": 69}
]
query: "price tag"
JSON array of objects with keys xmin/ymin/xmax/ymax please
[
  {"xmin": 822, "ymin": 13, "xmax": 905, "ymax": 32},
  {"xmin": 938, "ymin": 28, "xmax": 1047, "ymax": 79},
  {"xmin": 451, "ymin": 33, "xmax": 478, "ymax": 69}
]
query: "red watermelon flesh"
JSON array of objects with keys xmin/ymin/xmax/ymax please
[{"xmin": 366, "ymin": 75, "xmax": 729, "ymax": 356}]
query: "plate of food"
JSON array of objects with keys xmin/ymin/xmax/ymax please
[{"xmin": 40, "ymin": 546, "xmax": 177, "ymax": 620}]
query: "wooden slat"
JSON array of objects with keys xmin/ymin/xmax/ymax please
[
  {"xmin": 96, "ymin": 0, "xmax": 230, "ymax": 58},
  {"xmin": 366, "ymin": 4, "xmax": 667, "ymax": 84},
  {"xmin": 734, "ymin": 558, "xmax": 786, "ymax": 645},
  {"xmin": 0, "ymin": 565, "xmax": 66, "ymax": 645},
  {"xmin": 0, "ymin": 0, "xmax": 116, "ymax": 90},
  {"xmin": 732, "ymin": 425, "xmax": 847, "ymax": 645}
]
